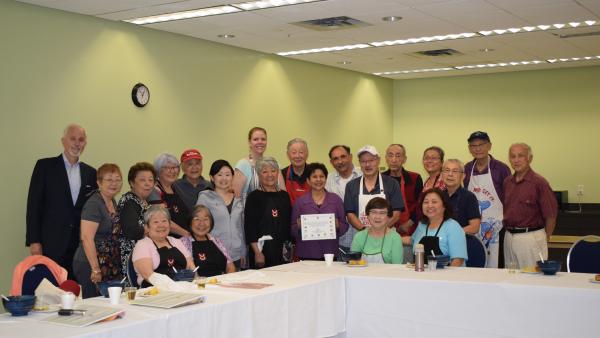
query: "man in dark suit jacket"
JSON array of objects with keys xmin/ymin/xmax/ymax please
[{"xmin": 26, "ymin": 124, "xmax": 97, "ymax": 278}]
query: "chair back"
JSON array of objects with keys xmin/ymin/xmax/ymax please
[
  {"xmin": 10, "ymin": 255, "xmax": 68, "ymax": 296},
  {"xmin": 465, "ymin": 234, "xmax": 487, "ymax": 268},
  {"xmin": 567, "ymin": 235, "xmax": 600, "ymax": 273},
  {"xmin": 127, "ymin": 252, "xmax": 139, "ymax": 288}
]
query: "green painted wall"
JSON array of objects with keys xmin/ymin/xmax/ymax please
[
  {"xmin": 0, "ymin": 1, "xmax": 393, "ymax": 294},
  {"xmin": 393, "ymin": 66, "xmax": 600, "ymax": 203}
]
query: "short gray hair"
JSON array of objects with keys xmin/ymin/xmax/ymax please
[
  {"xmin": 286, "ymin": 138, "xmax": 308, "ymax": 152},
  {"xmin": 256, "ymin": 156, "xmax": 279, "ymax": 172},
  {"xmin": 443, "ymin": 159, "xmax": 465, "ymax": 173},
  {"xmin": 143, "ymin": 204, "xmax": 171, "ymax": 225},
  {"xmin": 153, "ymin": 152, "xmax": 180, "ymax": 176},
  {"xmin": 509, "ymin": 143, "xmax": 533, "ymax": 160},
  {"xmin": 62, "ymin": 123, "xmax": 86, "ymax": 138}
]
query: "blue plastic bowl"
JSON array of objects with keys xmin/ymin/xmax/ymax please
[
  {"xmin": 2, "ymin": 295, "xmax": 36, "ymax": 316},
  {"xmin": 537, "ymin": 260, "xmax": 561, "ymax": 275},
  {"xmin": 173, "ymin": 269, "xmax": 195, "ymax": 282},
  {"xmin": 97, "ymin": 280, "xmax": 125, "ymax": 298},
  {"xmin": 428, "ymin": 255, "xmax": 450, "ymax": 268}
]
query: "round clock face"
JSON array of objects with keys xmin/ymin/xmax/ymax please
[{"xmin": 132, "ymin": 83, "xmax": 150, "ymax": 107}]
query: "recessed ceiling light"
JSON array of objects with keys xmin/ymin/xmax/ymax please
[
  {"xmin": 218, "ymin": 34, "xmax": 236, "ymax": 38},
  {"xmin": 479, "ymin": 48, "xmax": 495, "ymax": 53},
  {"xmin": 382, "ymin": 16, "xmax": 402, "ymax": 22},
  {"xmin": 337, "ymin": 61, "xmax": 352, "ymax": 65},
  {"xmin": 277, "ymin": 44, "xmax": 371, "ymax": 56}
]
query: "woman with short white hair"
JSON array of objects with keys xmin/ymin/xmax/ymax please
[
  {"xmin": 244, "ymin": 157, "xmax": 291, "ymax": 268},
  {"xmin": 148, "ymin": 152, "xmax": 191, "ymax": 238}
]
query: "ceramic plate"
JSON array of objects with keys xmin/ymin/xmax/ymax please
[{"xmin": 346, "ymin": 262, "xmax": 368, "ymax": 268}]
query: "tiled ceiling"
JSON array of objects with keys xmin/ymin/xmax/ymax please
[{"xmin": 17, "ymin": 0, "xmax": 600, "ymax": 79}]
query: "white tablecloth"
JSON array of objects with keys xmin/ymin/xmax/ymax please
[
  {"xmin": 267, "ymin": 261, "xmax": 600, "ymax": 338},
  {"xmin": 0, "ymin": 270, "xmax": 346, "ymax": 338}
]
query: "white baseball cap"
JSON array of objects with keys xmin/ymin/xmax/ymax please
[{"xmin": 357, "ymin": 145, "xmax": 379, "ymax": 157}]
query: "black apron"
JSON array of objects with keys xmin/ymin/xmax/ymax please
[
  {"xmin": 141, "ymin": 238, "xmax": 187, "ymax": 287},
  {"xmin": 249, "ymin": 192, "xmax": 289, "ymax": 268},
  {"xmin": 192, "ymin": 238, "xmax": 227, "ymax": 277},
  {"xmin": 418, "ymin": 223, "xmax": 444, "ymax": 263}
]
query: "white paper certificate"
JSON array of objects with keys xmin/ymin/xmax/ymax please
[{"xmin": 301, "ymin": 213, "xmax": 336, "ymax": 241}]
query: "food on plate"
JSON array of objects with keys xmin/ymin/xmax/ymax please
[
  {"xmin": 348, "ymin": 259, "xmax": 366, "ymax": 266},
  {"xmin": 143, "ymin": 287, "xmax": 159, "ymax": 296},
  {"xmin": 595, "ymin": 274, "xmax": 600, "ymax": 281},
  {"xmin": 208, "ymin": 277, "xmax": 218, "ymax": 284}
]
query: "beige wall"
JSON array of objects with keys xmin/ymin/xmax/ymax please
[
  {"xmin": 393, "ymin": 65, "xmax": 600, "ymax": 203},
  {"xmin": 0, "ymin": 1, "xmax": 393, "ymax": 293}
]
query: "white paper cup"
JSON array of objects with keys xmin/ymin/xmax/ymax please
[
  {"xmin": 61, "ymin": 292, "xmax": 75, "ymax": 309},
  {"xmin": 108, "ymin": 286, "xmax": 122, "ymax": 305},
  {"xmin": 428, "ymin": 260, "xmax": 437, "ymax": 271},
  {"xmin": 324, "ymin": 253, "xmax": 334, "ymax": 267}
]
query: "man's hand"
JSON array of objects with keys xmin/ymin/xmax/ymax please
[{"xmin": 29, "ymin": 243, "xmax": 42, "ymax": 255}]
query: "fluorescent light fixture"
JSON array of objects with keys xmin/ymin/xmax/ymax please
[
  {"xmin": 374, "ymin": 56, "xmax": 600, "ymax": 76},
  {"xmin": 277, "ymin": 44, "xmax": 371, "ymax": 56},
  {"xmin": 125, "ymin": 0, "xmax": 324, "ymax": 25},
  {"xmin": 373, "ymin": 68, "xmax": 453, "ymax": 76},
  {"xmin": 125, "ymin": 5, "xmax": 241, "ymax": 24},
  {"xmin": 232, "ymin": 0, "xmax": 324, "ymax": 11},
  {"xmin": 276, "ymin": 18, "xmax": 600, "ymax": 56}
]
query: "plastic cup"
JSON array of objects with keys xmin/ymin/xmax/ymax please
[
  {"xmin": 324, "ymin": 253, "xmax": 334, "ymax": 267},
  {"xmin": 108, "ymin": 286, "xmax": 122, "ymax": 305},
  {"xmin": 428, "ymin": 259, "xmax": 437, "ymax": 271},
  {"xmin": 124, "ymin": 287, "xmax": 137, "ymax": 302},
  {"xmin": 507, "ymin": 261, "xmax": 517, "ymax": 274},
  {"xmin": 60, "ymin": 292, "xmax": 75, "ymax": 309}
]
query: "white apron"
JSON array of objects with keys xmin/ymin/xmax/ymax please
[
  {"xmin": 358, "ymin": 173, "xmax": 386, "ymax": 227},
  {"xmin": 467, "ymin": 157, "xmax": 503, "ymax": 268}
]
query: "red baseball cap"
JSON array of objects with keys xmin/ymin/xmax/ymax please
[{"xmin": 180, "ymin": 149, "xmax": 203, "ymax": 163}]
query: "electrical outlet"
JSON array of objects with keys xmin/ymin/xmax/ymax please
[{"xmin": 577, "ymin": 184, "xmax": 584, "ymax": 196}]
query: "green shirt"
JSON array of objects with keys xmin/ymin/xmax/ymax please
[{"xmin": 351, "ymin": 229, "xmax": 403, "ymax": 264}]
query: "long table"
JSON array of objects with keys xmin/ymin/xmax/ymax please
[
  {"xmin": 266, "ymin": 262, "xmax": 600, "ymax": 338},
  {"xmin": 1, "ymin": 263, "xmax": 598, "ymax": 338}
]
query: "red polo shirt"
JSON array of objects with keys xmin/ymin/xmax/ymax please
[{"xmin": 503, "ymin": 169, "xmax": 557, "ymax": 228}]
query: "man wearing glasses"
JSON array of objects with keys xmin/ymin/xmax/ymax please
[
  {"xmin": 442, "ymin": 159, "xmax": 481, "ymax": 235},
  {"xmin": 344, "ymin": 145, "xmax": 404, "ymax": 233},
  {"xmin": 463, "ymin": 131, "xmax": 511, "ymax": 268}
]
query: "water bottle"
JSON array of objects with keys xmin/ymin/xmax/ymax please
[{"xmin": 415, "ymin": 244, "xmax": 425, "ymax": 272}]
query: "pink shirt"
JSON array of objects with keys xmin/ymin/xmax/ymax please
[
  {"xmin": 503, "ymin": 169, "xmax": 557, "ymax": 228},
  {"xmin": 132, "ymin": 236, "xmax": 192, "ymax": 284}
]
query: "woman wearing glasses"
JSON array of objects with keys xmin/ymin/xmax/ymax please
[
  {"xmin": 350, "ymin": 197, "xmax": 403, "ymax": 264},
  {"xmin": 148, "ymin": 153, "xmax": 191, "ymax": 238},
  {"xmin": 422, "ymin": 146, "xmax": 446, "ymax": 191},
  {"xmin": 73, "ymin": 163, "xmax": 124, "ymax": 298}
]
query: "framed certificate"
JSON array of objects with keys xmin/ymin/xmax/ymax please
[{"xmin": 301, "ymin": 213, "xmax": 336, "ymax": 241}]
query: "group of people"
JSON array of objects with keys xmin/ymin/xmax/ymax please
[{"xmin": 25, "ymin": 124, "xmax": 558, "ymax": 298}]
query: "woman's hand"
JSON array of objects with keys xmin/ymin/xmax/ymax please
[
  {"xmin": 90, "ymin": 269, "xmax": 102, "ymax": 283},
  {"xmin": 254, "ymin": 251, "xmax": 266, "ymax": 268}
]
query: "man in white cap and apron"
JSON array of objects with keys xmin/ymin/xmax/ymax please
[
  {"xmin": 344, "ymin": 145, "xmax": 404, "ymax": 248},
  {"xmin": 463, "ymin": 131, "xmax": 511, "ymax": 268}
]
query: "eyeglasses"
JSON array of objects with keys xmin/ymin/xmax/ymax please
[
  {"xmin": 368, "ymin": 210, "xmax": 388, "ymax": 216},
  {"xmin": 468, "ymin": 142, "xmax": 489, "ymax": 149},
  {"xmin": 442, "ymin": 169, "xmax": 463, "ymax": 174},
  {"xmin": 103, "ymin": 178, "xmax": 122, "ymax": 184},
  {"xmin": 359, "ymin": 159, "xmax": 377, "ymax": 165},
  {"xmin": 423, "ymin": 157, "xmax": 441, "ymax": 161},
  {"xmin": 164, "ymin": 166, "xmax": 180, "ymax": 171}
]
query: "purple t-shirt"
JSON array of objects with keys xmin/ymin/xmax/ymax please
[{"xmin": 291, "ymin": 192, "xmax": 349, "ymax": 259}]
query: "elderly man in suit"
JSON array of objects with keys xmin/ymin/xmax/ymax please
[{"xmin": 26, "ymin": 124, "xmax": 98, "ymax": 278}]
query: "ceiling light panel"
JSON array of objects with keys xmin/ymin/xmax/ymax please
[
  {"xmin": 125, "ymin": 6, "xmax": 241, "ymax": 25},
  {"xmin": 232, "ymin": 0, "xmax": 324, "ymax": 11}
]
